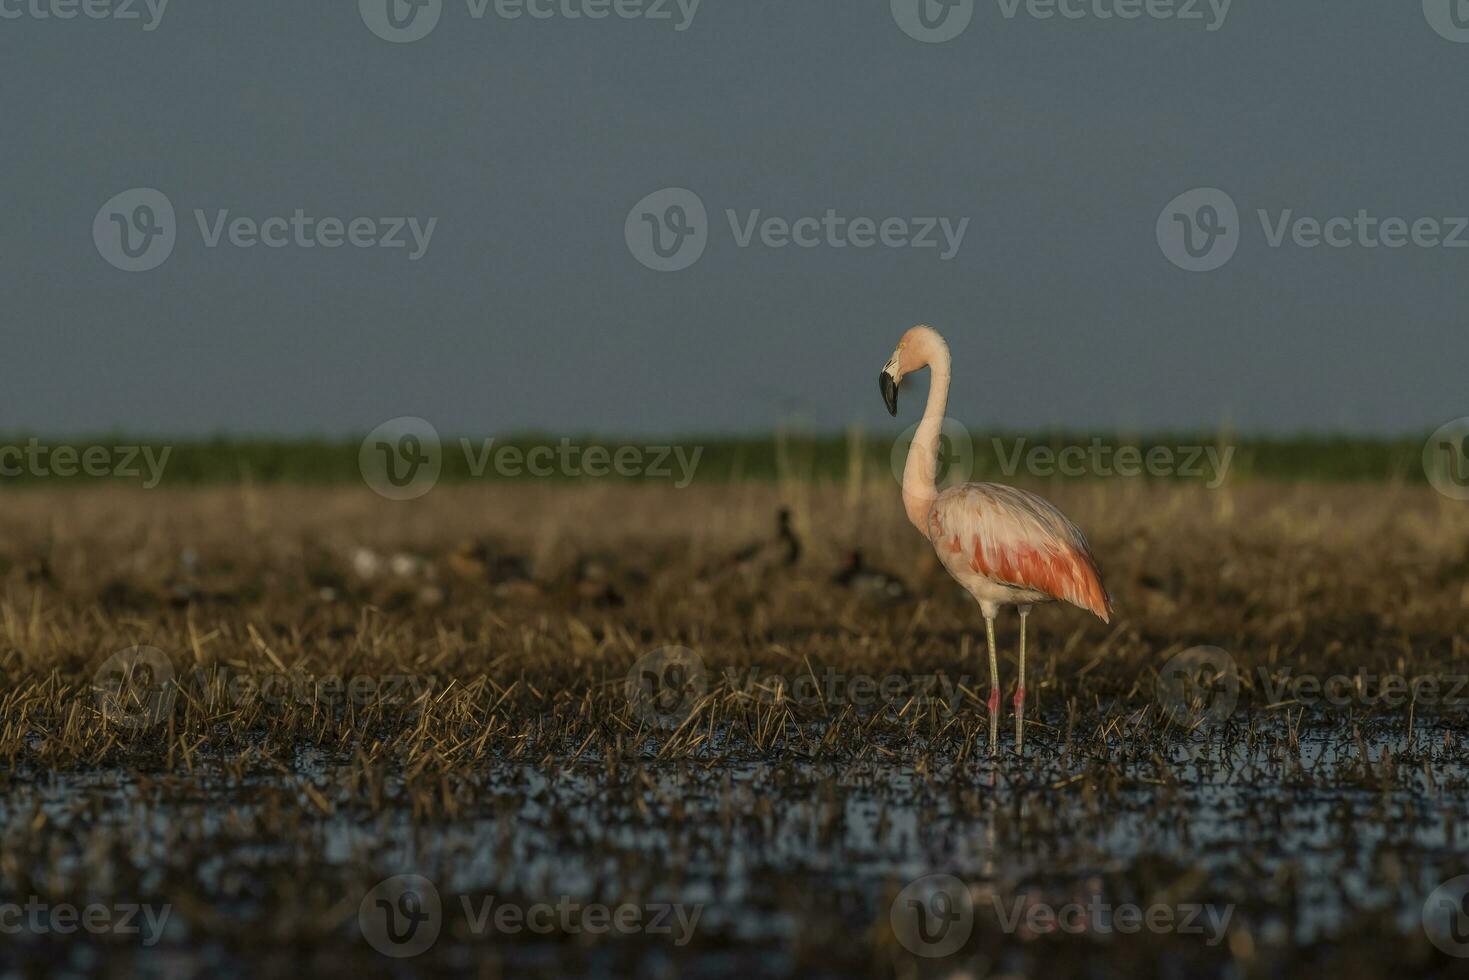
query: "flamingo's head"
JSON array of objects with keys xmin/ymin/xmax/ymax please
[{"xmin": 879, "ymin": 325, "xmax": 945, "ymax": 416}]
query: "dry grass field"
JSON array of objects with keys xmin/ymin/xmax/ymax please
[{"xmin": 3, "ymin": 479, "xmax": 1469, "ymax": 977}]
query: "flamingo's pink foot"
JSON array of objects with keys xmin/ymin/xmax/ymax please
[{"xmin": 987, "ymin": 688, "xmax": 1001, "ymax": 717}]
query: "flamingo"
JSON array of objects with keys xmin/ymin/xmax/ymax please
[{"xmin": 880, "ymin": 325, "xmax": 1112, "ymax": 754}]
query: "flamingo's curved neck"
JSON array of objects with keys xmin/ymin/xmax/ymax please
[{"xmin": 902, "ymin": 343, "xmax": 951, "ymax": 534}]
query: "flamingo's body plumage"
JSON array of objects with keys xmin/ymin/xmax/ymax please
[
  {"xmin": 880, "ymin": 324, "xmax": 1111, "ymax": 754},
  {"xmin": 927, "ymin": 483, "xmax": 1111, "ymax": 622}
]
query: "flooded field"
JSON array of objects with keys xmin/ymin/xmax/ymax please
[{"xmin": 2, "ymin": 482, "xmax": 1468, "ymax": 977}]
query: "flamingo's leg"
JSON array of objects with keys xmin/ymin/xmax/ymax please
[
  {"xmin": 984, "ymin": 614, "xmax": 1000, "ymax": 756},
  {"xmin": 1015, "ymin": 605, "xmax": 1031, "ymax": 755}
]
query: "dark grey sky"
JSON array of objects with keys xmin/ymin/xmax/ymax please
[{"xmin": 4, "ymin": 1, "xmax": 1466, "ymax": 436}]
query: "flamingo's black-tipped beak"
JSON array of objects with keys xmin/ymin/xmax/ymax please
[{"xmin": 880, "ymin": 371, "xmax": 899, "ymax": 416}]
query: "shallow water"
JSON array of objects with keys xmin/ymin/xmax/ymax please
[{"xmin": 5, "ymin": 715, "xmax": 1468, "ymax": 976}]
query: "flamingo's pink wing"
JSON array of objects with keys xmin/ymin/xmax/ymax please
[{"xmin": 928, "ymin": 484, "xmax": 1112, "ymax": 622}]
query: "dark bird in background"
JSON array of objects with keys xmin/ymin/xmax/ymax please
[
  {"xmin": 447, "ymin": 540, "xmax": 542, "ymax": 599},
  {"xmin": 730, "ymin": 508, "xmax": 802, "ymax": 568},
  {"xmin": 22, "ymin": 548, "xmax": 54, "ymax": 586},
  {"xmin": 566, "ymin": 554, "xmax": 635, "ymax": 607},
  {"xmin": 1138, "ymin": 567, "xmax": 1185, "ymax": 600},
  {"xmin": 832, "ymin": 549, "xmax": 910, "ymax": 603},
  {"xmin": 694, "ymin": 507, "xmax": 802, "ymax": 588}
]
